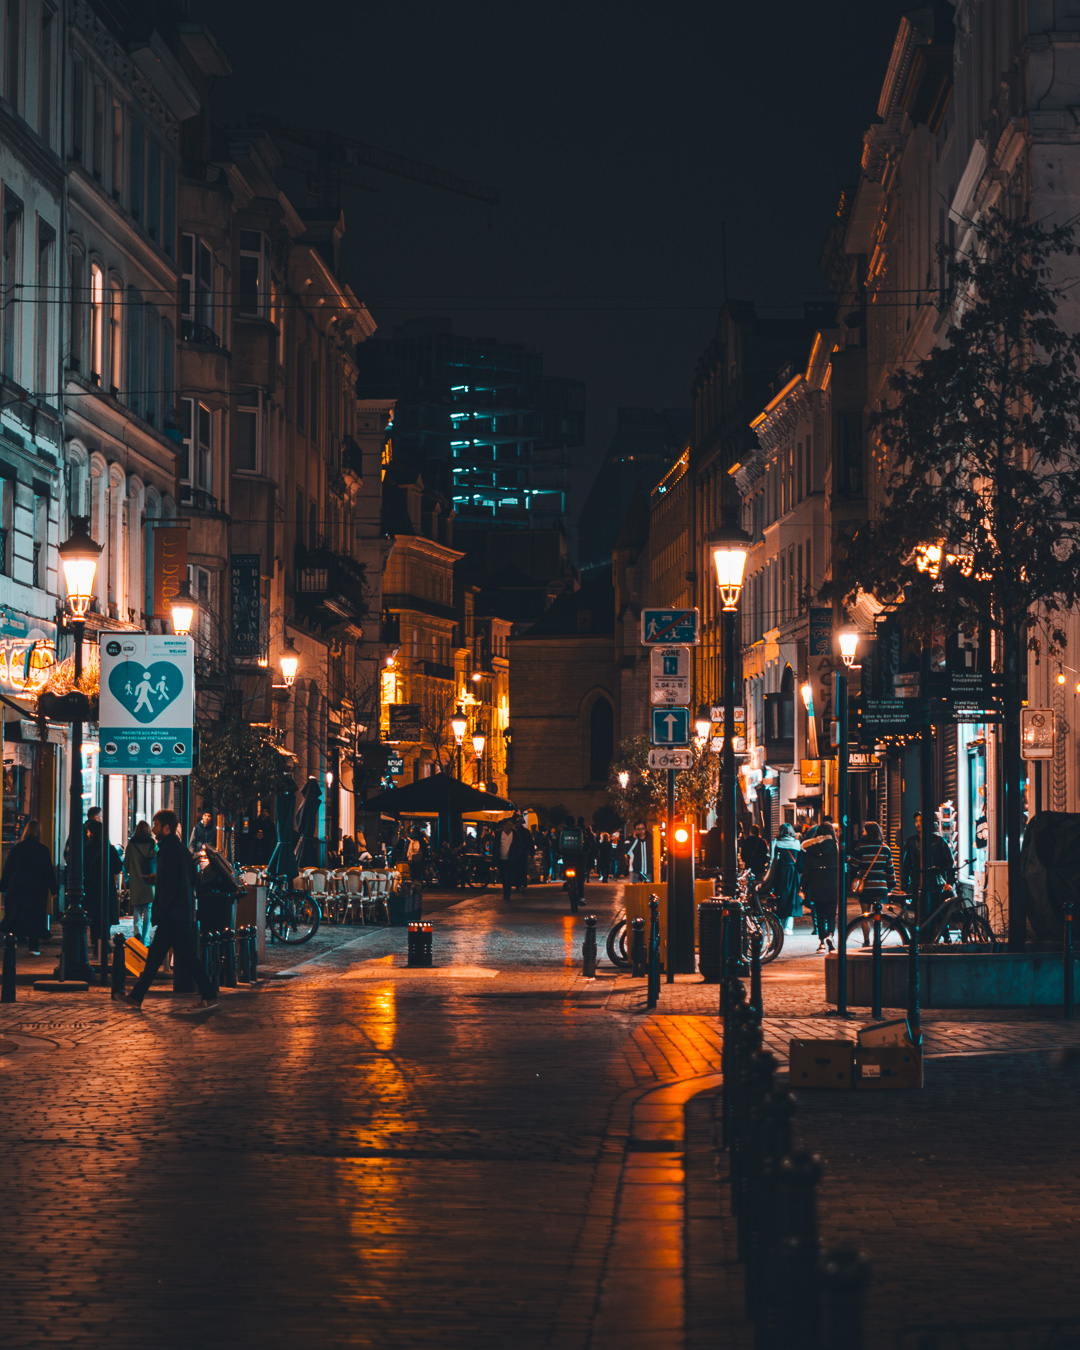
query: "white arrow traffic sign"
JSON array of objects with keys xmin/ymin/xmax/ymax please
[{"xmin": 651, "ymin": 706, "xmax": 691, "ymax": 746}]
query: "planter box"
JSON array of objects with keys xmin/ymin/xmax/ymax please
[{"xmin": 825, "ymin": 950, "xmax": 1080, "ymax": 1008}]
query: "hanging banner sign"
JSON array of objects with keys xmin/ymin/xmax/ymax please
[
  {"xmin": 230, "ymin": 554, "xmax": 262, "ymax": 659},
  {"xmin": 152, "ymin": 526, "xmax": 188, "ymax": 619},
  {"xmin": 98, "ymin": 634, "xmax": 195, "ymax": 775}
]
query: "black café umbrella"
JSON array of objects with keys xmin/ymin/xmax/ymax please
[
  {"xmin": 363, "ymin": 773, "xmax": 515, "ymax": 847},
  {"xmin": 295, "ymin": 776, "xmax": 323, "ymax": 867},
  {"xmin": 267, "ymin": 778, "xmax": 299, "ymax": 882}
]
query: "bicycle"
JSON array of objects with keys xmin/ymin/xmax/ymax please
[
  {"xmin": 266, "ymin": 875, "xmax": 321, "ymax": 944},
  {"xmin": 842, "ymin": 876, "xmax": 997, "ymax": 951}
]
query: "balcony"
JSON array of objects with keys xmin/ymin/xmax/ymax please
[
  {"xmin": 293, "ymin": 543, "xmax": 368, "ymax": 628},
  {"xmin": 181, "ymin": 319, "xmax": 223, "ymax": 349},
  {"xmin": 763, "ymin": 692, "xmax": 795, "ymax": 769}
]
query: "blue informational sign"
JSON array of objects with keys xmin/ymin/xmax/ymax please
[
  {"xmin": 640, "ymin": 609, "xmax": 700, "ymax": 646},
  {"xmin": 98, "ymin": 634, "xmax": 195, "ymax": 775},
  {"xmin": 651, "ymin": 706, "xmax": 692, "ymax": 746}
]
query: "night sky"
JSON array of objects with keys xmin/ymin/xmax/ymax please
[{"xmin": 205, "ymin": 1, "xmax": 908, "ymax": 516}]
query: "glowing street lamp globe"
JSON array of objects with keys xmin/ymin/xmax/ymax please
[
  {"xmin": 279, "ymin": 637, "xmax": 299, "ymax": 687},
  {"xmin": 838, "ymin": 629, "xmax": 860, "ymax": 667},
  {"xmin": 472, "ymin": 730, "xmax": 486, "ymax": 759},
  {"xmin": 451, "ymin": 708, "xmax": 468, "ymax": 746},
  {"xmin": 58, "ymin": 517, "xmax": 102, "ymax": 619},
  {"xmin": 709, "ymin": 526, "xmax": 751, "ymax": 611},
  {"xmin": 170, "ymin": 578, "xmax": 196, "ymax": 637}
]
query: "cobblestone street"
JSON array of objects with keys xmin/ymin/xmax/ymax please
[{"xmin": 3, "ymin": 884, "xmax": 1080, "ymax": 1348}]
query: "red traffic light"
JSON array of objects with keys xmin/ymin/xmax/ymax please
[{"xmin": 671, "ymin": 821, "xmax": 693, "ymax": 854}]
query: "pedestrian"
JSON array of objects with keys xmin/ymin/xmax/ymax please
[
  {"xmin": 84, "ymin": 817, "xmax": 124, "ymax": 951},
  {"xmin": 496, "ymin": 816, "xmax": 526, "ymax": 901},
  {"xmin": 341, "ymin": 834, "xmax": 359, "ymax": 867},
  {"xmin": 849, "ymin": 820, "xmax": 896, "ymax": 946},
  {"xmin": 121, "ymin": 809, "xmax": 217, "ymax": 1011},
  {"xmin": 124, "ymin": 820, "xmax": 156, "ymax": 945},
  {"xmin": 188, "ymin": 809, "xmax": 215, "ymax": 854},
  {"xmin": 513, "ymin": 813, "xmax": 534, "ymax": 891},
  {"xmin": 0, "ymin": 820, "xmax": 57, "ymax": 955},
  {"xmin": 800, "ymin": 819, "xmax": 838, "ymax": 951},
  {"xmin": 533, "ymin": 826, "xmax": 551, "ymax": 882},
  {"xmin": 760, "ymin": 822, "xmax": 802, "ymax": 933},
  {"xmin": 596, "ymin": 832, "xmax": 613, "ymax": 881},
  {"xmin": 900, "ymin": 811, "xmax": 955, "ymax": 902},
  {"xmin": 626, "ymin": 821, "xmax": 653, "ymax": 882},
  {"xmin": 738, "ymin": 824, "xmax": 770, "ymax": 881}
]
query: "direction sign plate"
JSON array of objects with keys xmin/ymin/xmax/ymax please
[
  {"xmin": 650, "ymin": 645, "xmax": 691, "ymax": 705},
  {"xmin": 641, "ymin": 609, "xmax": 700, "ymax": 646},
  {"xmin": 648, "ymin": 748, "xmax": 694, "ymax": 770},
  {"xmin": 651, "ymin": 706, "xmax": 692, "ymax": 746},
  {"xmin": 98, "ymin": 634, "xmax": 194, "ymax": 775}
]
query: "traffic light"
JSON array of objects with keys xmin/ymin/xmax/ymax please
[{"xmin": 668, "ymin": 818, "xmax": 695, "ymax": 974}]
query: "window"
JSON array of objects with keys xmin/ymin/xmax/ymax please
[
  {"xmin": 295, "ymin": 488, "xmax": 304, "ymax": 548},
  {"xmin": 310, "ymin": 357, "xmax": 319, "ymax": 443},
  {"xmin": 89, "ymin": 262, "xmax": 103, "ymax": 383},
  {"xmin": 126, "ymin": 286, "xmax": 142, "ymax": 416},
  {"xmin": 92, "ymin": 82, "xmax": 105, "ymax": 179},
  {"xmin": 33, "ymin": 493, "xmax": 47, "ymax": 587},
  {"xmin": 238, "ymin": 229, "xmax": 267, "ymax": 316},
  {"xmin": 129, "ymin": 118, "xmax": 144, "ymax": 221},
  {"xmin": 235, "ymin": 388, "xmax": 261, "ymax": 472},
  {"xmin": 309, "ymin": 500, "xmax": 317, "ymax": 546},
  {"xmin": 181, "ymin": 233, "xmax": 214, "ymax": 340},
  {"xmin": 39, "ymin": 5, "xmax": 54, "ymax": 145},
  {"xmin": 2, "ymin": 192, "xmax": 22, "ymax": 381},
  {"xmin": 295, "ymin": 343, "xmax": 306, "ymax": 429},
  {"xmin": 111, "ymin": 100, "xmax": 123, "ymax": 198},
  {"xmin": 146, "ymin": 140, "xmax": 160, "ymax": 240},
  {"xmin": 70, "ymin": 55, "xmax": 85, "ymax": 161},
  {"xmin": 35, "ymin": 223, "xmax": 53, "ymax": 397},
  {"xmin": 108, "ymin": 279, "xmax": 121, "ymax": 394},
  {"xmin": 68, "ymin": 249, "xmax": 83, "ymax": 371},
  {"xmin": 143, "ymin": 305, "xmax": 158, "ymax": 426},
  {"xmin": 0, "ymin": 478, "xmax": 12, "ymax": 576},
  {"xmin": 162, "ymin": 318, "xmax": 174, "ymax": 421},
  {"xmin": 161, "ymin": 155, "xmax": 175, "ymax": 256},
  {"xmin": 4, "ymin": 0, "xmax": 19, "ymax": 110},
  {"xmin": 588, "ymin": 697, "xmax": 614, "ymax": 783},
  {"xmin": 179, "ymin": 397, "xmax": 212, "ymax": 491},
  {"xmin": 838, "ymin": 411, "xmax": 864, "ymax": 497}
]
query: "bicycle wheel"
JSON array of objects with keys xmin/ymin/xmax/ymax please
[
  {"xmin": 267, "ymin": 894, "xmax": 321, "ymax": 944},
  {"xmin": 464, "ymin": 858, "xmax": 490, "ymax": 892},
  {"xmin": 606, "ymin": 917, "xmax": 629, "ymax": 969},
  {"xmin": 958, "ymin": 910, "xmax": 997, "ymax": 946},
  {"xmin": 757, "ymin": 912, "xmax": 784, "ymax": 964},
  {"xmin": 843, "ymin": 912, "xmax": 909, "ymax": 951}
]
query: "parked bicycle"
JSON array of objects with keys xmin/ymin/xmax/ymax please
[
  {"xmin": 266, "ymin": 874, "xmax": 321, "ymax": 944},
  {"xmin": 842, "ymin": 878, "xmax": 996, "ymax": 951}
]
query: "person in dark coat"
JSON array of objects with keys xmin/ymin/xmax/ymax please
[
  {"xmin": 760, "ymin": 823, "xmax": 802, "ymax": 930},
  {"xmin": 849, "ymin": 820, "xmax": 896, "ymax": 946},
  {"xmin": 900, "ymin": 812, "xmax": 956, "ymax": 900},
  {"xmin": 188, "ymin": 810, "xmax": 215, "ymax": 854},
  {"xmin": 595, "ymin": 833, "xmax": 613, "ymax": 882},
  {"xmin": 800, "ymin": 820, "xmax": 839, "ymax": 950},
  {"xmin": 124, "ymin": 820, "xmax": 156, "ymax": 945},
  {"xmin": 84, "ymin": 818, "xmax": 124, "ymax": 949},
  {"xmin": 0, "ymin": 820, "xmax": 57, "ymax": 955},
  {"xmin": 495, "ymin": 817, "xmax": 528, "ymax": 901},
  {"xmin": 122, "ymin": 810, "xmax": 216, "ymax": 1010},
  {"xmin": 738, "ymin": 825, "xmax": 770, "ymax": 880},
  {"xmin": 625, "ymin": 822, "xmax": 654, "ymax": 882}
]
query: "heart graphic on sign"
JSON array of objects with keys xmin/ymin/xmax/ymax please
[{"xmin": 108, "ymin": 662, "xmax": 184, "ymax": 724}]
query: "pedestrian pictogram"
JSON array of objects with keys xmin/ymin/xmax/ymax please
[
  {"xmin": 650, "ymin": 645, "xmax": 691, "ymax": 705},
  {"xmin": 641, "ymin": 609, "xmax": 700, "ymax": 646}
]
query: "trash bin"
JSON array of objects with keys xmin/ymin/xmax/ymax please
[{"xmin": 698, "ymin": 899, "xmax": 725, "ymax": 983}]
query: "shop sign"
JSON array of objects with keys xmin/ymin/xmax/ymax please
[
  {"xmin": 387, "ymin": 754, "xmax": 405, "ymax": 775},
  {"xmin": 848, "ymin": 751, "xmax": 881, "ymax": 771},
  {"xmin": 387, "ymin": 703, "xmax": 421, "ymax": 742},
  {"xmin": 1021, "ymin": 709, "xmax": 1055, "ymax": 760},
  {"xmin": 152, "ymin": 525, "xmax": 188, "ymax": 618},
  {"xmin": 229, "ymin": 554, "xmax": 262, "ymax": 659},
  {"xmin": 0, "ymin": 611, "xmax": 56, "ymax": 696},
  {"xmin": 98, "ymin": 634, "xmax": 194, "ymax": 775},
  {"xmin": 800, "ymin": 759, "xmax": 822, "ymax": 786},
  {"xmin": 809, "ymin": 608, "xmax": 832, "ymax": 658}
]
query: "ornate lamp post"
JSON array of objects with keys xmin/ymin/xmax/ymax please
[
  {"xmin": 450, "ymin": 706, "xmax": 468, "ymax": 779},
  {"xmin": 834, "ymin": 627, "xmax": 859, "ymax": 1017},
  {"xmin": 56, "ymin": 518, "xmax": 101, "ymax": 984},
  {"xmin": 279, "ymin": 637, "xmax": 299, "ymax": 688},
  {"xmin": 710, "ymin": 525, "xmax": 750, "ymax": 899},
  {"xmin": 170, "ymin": 579, "xmax": 196, "ymax": 637},
  {"xmin": 471, "ymin": 728, "xmax": 486, "ymax": 786}
]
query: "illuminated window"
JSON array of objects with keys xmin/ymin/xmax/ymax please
[
  {"xmin": 89, "ymin": 262, "xmax": 104, "ymax": 382},
  {"xmin": 108, "ymin": 279, "xmax": 121, "ymax": 394},
  {"xmin": 238, "ymin": 229, "xmax": 268, "ymax": 317}
]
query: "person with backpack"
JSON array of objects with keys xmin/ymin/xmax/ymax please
[
  {"xmin": 849, "ymin": 820, "xmax": 896, "ymax": 946},
  {"xmin": 124, "ymin": 820, "xmax": 156, "ymax": 945},
  {"xmin": 760, "ymin": 822, "xmax": 802, "ymax": 933}
]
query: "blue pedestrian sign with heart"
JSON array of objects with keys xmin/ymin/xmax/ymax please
[
  {"xmin": 651, "ymin": 706, "xmax": 691, "ymax": 746},
  {"xmin": 98, "ymin": 634, "xmax": 194, "ymax": 775}
]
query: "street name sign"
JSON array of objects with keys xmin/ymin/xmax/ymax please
[
  {"xmin": 648, "ymin": 748, "xmax": 693, "ymax": 770},
  {"xmin": 641, "ymin": 608, "xmax": 700, "ymax": 646},
  {"xmin": 649, "ymin": 645, "xmax": 691, "ymax": 705},
  {"xmin": 651, "ymin": 706, "xmax": 691, "ymax": 746},
  {"xmin": 98, "ymin": 634, "xmax": 194, "ymax": 775}
]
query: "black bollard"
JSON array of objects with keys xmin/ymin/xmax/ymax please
[
  {"xmin": 222, "ymin": 928, "xmax": 238, "ymax": 988},
  {"xmin": 646, "ymin": 895, "xmax": 660, "ymax": 1008},
  {"xmin": 237, "ymin": 926, "xmax": 250, "ymax": 984},
  {"xmin": 630, "ymin": 915, "xmax": 647, "ymax": 977},
  {"xmin": 719, "ymin": 901, "xmax": 730, "ymax": 1016},
  {"xmin": 1, "ymin": 932, "xmax": 16, "ymax": 1002},
  {"xmin": 775, "ymin": 1150, "xmax": 824, "ymax": 1349},
  {"xmin": 821, "ymin": 1247, "xmax": 869, "ymax": 1350},
  {"xmin": 407, "ymin": 922, "xmax": 421, "ymax": 967},
  {"xmin": 907, "ymin": 912, "xmax": 921, "ymax": 1036},
  {"xmin": 582, "ymin": 915, "xmax": 597, "ymax": 978},
  {"xmin": 750, "ymin": 925, "xmax": 763, "ymax": 1016},
  {"xmin": 207, "ymin": 932, "xmax": 221, "ymax": 1001},
  {"xmin": 871, "ymin": 900, "xmax": 883, "ymax": 1021},
  {"xmin": 248, "ymin": 926, "xmax": 258, "ymax": 983},
  {"xmin": 1065, "ymin": 900, "xmax": 1075, "ymax": 1020},
  {"xmin": 110, "ymin": 932, "xmax": 127, "ymax": 1000},
  {"xmin": 420, "ymin": 921, "xmax": 433, "ymax": 967},
  {"xmin": 747, "ymin": 1088, "xmax": 795, "ymax": 1328}
]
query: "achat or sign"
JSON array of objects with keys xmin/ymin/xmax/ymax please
[
  {"xmin": 648, "ymin": 748, "xmax": 694, "ymax": 770},
  {"xmin": 650, "ymin": 645, "xmax": 691, "ymax": 705},
  {"xmin": 641, "ymin": 608, "xmax": 700, "ymax": 646},
  {"xmin": 651, "ymin": 706, "xmax": 691, "ymax": 746},
  {"xmin": 1021, "ymin": 708, "xmax": 1055, "ymax": 760},
  {"xmin": 98, "ymin": 634, "xmax": 194, "ymax": 775}
]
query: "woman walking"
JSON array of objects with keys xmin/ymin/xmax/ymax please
[
  {"xmin": 760, "ymin": 822, "xmax": 803, "ymax": 933},
  {"xmin": 0, "ymin": 820, "xmax": 58, "ymax": 956},
  {"xmin": 800, "ymin": 820, "xmax": 839, "ymax": 950},
  {"xmin": 848, "ymin": 820, "xmax": 896, "ymax": 945},
  {"xmin": 124, "ymin": 820, "xmax": 156, "ymax": 945}
]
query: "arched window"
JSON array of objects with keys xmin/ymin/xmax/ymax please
[
  {"xmin": 108, "ymin": 278, "xmax": 122, "ymax": 394},
  {"xmin": 589, "ymin": 696, "xmax": 614, "ymax": 784},
  {"xmin": 89, "ymin": 262, "xmax": 104, "ymax": 381}
]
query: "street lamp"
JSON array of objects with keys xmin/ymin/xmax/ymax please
[
  {"xmin": 451, "ymin": 706, "xmax": 468, "ymax": 779},
  {"xmin": 472, "ymin": 728, "xmax": 486, "ymax": 785},
  {"xmin": 170, "ymin": 578, "xmax": 196, "ymax": 637},
  {"xmin": 279, "ymin": 637, "xmax": 299, "ymax": 688},
  {"xmin": 709, "ymin": 525, "xmax": 751, "ymax": 900},
  {"xmin": 618, "ymin": 770, "xmax": 629, "ymax": 790},
  {"xmin": 695, "ymin": 703, "xmax": 713, "ymax": 745},
  {"xmin": 834, "ymin": 627, "xmax": 859, "ymax": 1016},
  {"xmin": 56, "ymin": 517, "xmax": 102, "ymax": 985}
]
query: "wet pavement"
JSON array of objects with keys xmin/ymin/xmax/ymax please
[{"xmin": 2, "ymin": 882, "xmax": 1079, "ymax": 1347}]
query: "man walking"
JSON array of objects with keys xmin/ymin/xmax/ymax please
[
  {"xmin": 626, "ymin": 822, "xmax": 653, "ymax": 883},
  {"xmin": 496, "ymin": 816, "xmax": 526, "ymax": 902},
  {"xmin": 188, "ymin": 809, "xmax": 215, "ymax": 854},
  {"xmin": 123, "ymin": 809, "xmax": 217, "ymax": 1011}
]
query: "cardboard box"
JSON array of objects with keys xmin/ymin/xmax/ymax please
[
  {"xmin": 855, "ymin": 1042, "xmax": 923, "ymax": 1090},
  {"xmin": 789, "ymin": 1038, "xmax": 854, "ymax": 1089},
  {"xmin": 857, "ymin": 1018, "xmax": 911, "ymax": 1049}
]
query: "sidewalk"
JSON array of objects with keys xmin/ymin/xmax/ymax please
[{"xmin": 0, "ymin": 891, "xmax": 1077, "ymax": 1346}]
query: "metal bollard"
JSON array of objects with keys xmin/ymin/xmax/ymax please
[
  {"xmin": 207, "ymin": 932, "xmax": 221, "ymax": 1000},
  {"xmin": 774, "ymin": 1150, "xmax": 825, "ymax": 1349},
  {"xmin": 727, "ymin": 997, "xmax": 762, "ymax": 1216},
  {"xmin": 735, "ymin": 1049, "xmax": 775, "ymax": 1263},
  {"xmin": 1065, "ymin": 900, "xmax": 1075, "ymax": 1020},
  {"xmin": 646, "ymin": 895, "xmax": 661, "ymax": 1008},
  {"xmin": 907, "ymin": 912, "xmax": 921, "ymax": 1036},
  {"xmin": 582, "ymin": 915, "xmax": 597, "ymax": 979},
  {"xmin": 630, "ymin": 915, "xmax": 647, "ymax": 977},
  {"xmin": 419, "ymin": 922, "xmax": 433, "ymax": 966},
  {"xmin": 222, "ymin": 928, "xmax": 238, "ymax": 988},
  {"xmin": 407, "ymin": 922, "xmax": 423, "ymax": 967},
  {"xmin": 248, "ymin": 925, "xmax": 258, "ymax": 983},
  {"xmin": 871, "ymin": 900, "xmax": 883, "ymax": 1021},
  {"xmin": 750, "ymin": 925, "xmax": 763, "ymax": 1016},
  {"xmin": 747, "ymin": 1088, "xmax": 796, "ymax": 1328},
  {"xmin": 237, "ymin": 926, "xmax": 250, "ymax": 983},
  {"xmin": 1, "ymin": 932, "xmax": 16, "ymax": 1002},
  {"xmin": 110, "ymin": 932, "xmax": 127, "ymax": 1000},
  {"xmin": 821, "ymin": 1247, "xmax": 869, "ymax": 1350},
  {"xmin": 719, "ymin": 901, "xmax": 730, "ymax": 1016}
]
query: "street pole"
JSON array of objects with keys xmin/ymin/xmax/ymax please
[
  {"xmin": 1003, "ymin": 614, "xmax": 1026, "ymax": 951},
  {"xmin": 721, "ymin": 605, "xmax": 738, "ymax": 899},
  {"xmin": 665, "ymin": 766, "xmax": 675, "ymax": 983},
  {"xmin": 60, "ymin": 618, "xmax": 91, "ymax": 982},
  {"xmin": 99, "ymin": 768, "xmax": 110, "ymax": 983},
  {"xmin": 835, "ymin": 667, "xmax": 848, "ymax": 1017},
  {"xmin": 919, "ymin": 647, "xmax": 934, "ymax": 929}
]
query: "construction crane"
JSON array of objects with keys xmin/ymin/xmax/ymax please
[{"xmin": 260, "ymin": 122, "xmax": 499, "ymax": 212}]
